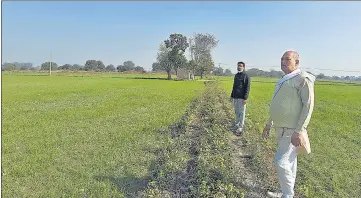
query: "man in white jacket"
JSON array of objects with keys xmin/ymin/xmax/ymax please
[{"xmin": 263, "ymin": 51, "xmax": 315, "ymax": 198}]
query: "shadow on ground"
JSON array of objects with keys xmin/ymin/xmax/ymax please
[{"xmin": 94, "ymin": 174, "xmax": 150, "ymax": 198}]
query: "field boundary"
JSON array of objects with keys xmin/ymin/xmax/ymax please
[
  {"xmin": 125, "ymin": 81, "xmax": 275, "ymax": 198},
  {"xmin": 138, "ymin": 81, "xmax": 246, "ymax": 197}
]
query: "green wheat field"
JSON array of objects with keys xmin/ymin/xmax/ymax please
[{"xmin": 2, "ymin": 71, "xmax": 361, "ymax": 197}]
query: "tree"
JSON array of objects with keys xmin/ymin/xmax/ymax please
[
  {"xmin": 156, "ymin": 42, "xmax": 173, "ymax": 79},
  {"xmin": 123, "ymin": 61, "xmax": 135, "ymax": 71},
  {"xmin": 4, "ymin": 63, "xmax": 13, "ymax": 71},
  {"xmin": 96, "ymin": 60, "xmax": 105, "ymax": 71},
  {"xmin": 190, "ymin": 33, "xmax": 219, "ymax": 79},
  {"xmin": 71, "ymin": 64, "xmax": 82, "ymax": 70},
  {"xmin": 116, "ymin": 61, "xmax": 137, "ymax": 72},
  {"xmin": 134, "ymin": 66, "xmax": 146, "ymax": 73},
  {"xmin": 84, "ymin": 60, "xmax": 98, "ymax": 71},
  {"xmin": 105, "ymin": 64, "xmax": 116, "ymax": 72},
  {"xmin": 19, "ymin": 63, "xmax": 32, "ymax": 70},
  {"xmin": 191, "ymin": 33, "xmax": 218, "ymax": 56},
  {"xmin": 196, "ymin": 52, "xmax": 214, "ymax": 79},
  {"xmin": 269, "ymin": 69, "xmax": 283, "ymax": 78},
  {"xmin": 17, "ymin": 62, "xmax": 33, "ymax": 70},
  {"xmin": 173, "ymin": 54, "xmax": 188, "ymax": 77},
  {"xmin": 5, "ymin": 62, "xmax": 32, "ymax": 70},
  {"xmin": 83, "ymin": 60, "xmax": 104, "ymax": 71},
  {"xmin": 187, "ymin": 60, "xmax": 198, "ymax": 80},
  {"xmin": 117, "ymin": 65, "xmax": 125, "ymax": 72},
  {"xmin": 224, "ymin": 69, "xmax": 233, "ymax": 76},
  {"xmin": 59, "ymin": 64, "xmax": 72, "ymax": 70},
  {"xmin": 212, "ymin": 67, "xmax": 224, "ymax": 76},
  {"xmin": 164, "ymin": 33, "xmax": 189, "ymax": 76},
  {"xmin": 247, "ymin": 68, "xmax": 266, "ymax": 77},
  {"xmin": 2, "ymin": 62, "xmax": 33, "ymax": 71},
  {"xmin": 41, "ymin": 62, "xmax": 58, "ymax": 70},
  {"xmin": 317, "ymin": 73, "xmax": 325, "ymax": 79},
  {"xmin": 20, "ymin": 65, "xmax": 29, "ymax": 70},
  {"xmin": 152, "ymin": 62, "xmax": 163, "ymax": 72}
]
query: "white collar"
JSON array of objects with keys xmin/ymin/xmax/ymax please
[{"xmin": 276, "ymin": 68, "xmax": 301, "ymax": 87}]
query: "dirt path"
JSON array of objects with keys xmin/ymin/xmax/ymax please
[
  {"xmin": 139, "ymin": 82, "xmax": 269, "ymax": 198},
  {"xmin": 218, "ymin": 94, "xmax": 268, "ymax": 198},
  {"xmin": 229, "ymin": 134, "xmax": 268, "ymax": 198}
]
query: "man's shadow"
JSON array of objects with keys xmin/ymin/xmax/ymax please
[{"xmin": 94, "ymin": 174, "xmax": 150, "ymax": 198}]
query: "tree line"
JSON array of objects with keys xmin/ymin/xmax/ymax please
[
  {"xmin": 246, "ymin": 68, "xmax": 361, "ymax": 81},
  {"xmin": 1, "ymin": 60, "xmax": 146, "ymax": 73},
  {"xmin": 1, "ymin": 32, "xmax": 219, "ymax": 80}
]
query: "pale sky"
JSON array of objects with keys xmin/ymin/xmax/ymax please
[{"xmin": 2, "ymin": 1, "xmax": 361, "ymax": 76}]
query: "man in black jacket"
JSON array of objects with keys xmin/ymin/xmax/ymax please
[{"xmin": 230, "ymin": 61, "xmax": 251, "ymax": 135}]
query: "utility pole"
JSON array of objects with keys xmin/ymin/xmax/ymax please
[
  {"xmin": 188, "ymin": 37, "xmax": 193, "ymax": 80},
  {"xmin": 49, "ymin": 52, "xmax": 52, "ymax": 76}
]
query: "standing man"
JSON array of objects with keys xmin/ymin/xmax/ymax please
[
  {"xmin": 230, "ymin": 61, "xmax": 251, "ymax": 136},
  {"xmin": 263, "ymin": 51, "xmax": 316, "ymax": 198}
]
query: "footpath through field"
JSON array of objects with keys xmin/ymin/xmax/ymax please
[{"xmin": 137, "ymin": 81, "xmax": 268, "ymax": 198}]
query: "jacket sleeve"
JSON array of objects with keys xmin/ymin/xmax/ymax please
[
  {"xmin": 244, "ymin": 75, "xmax": 251, "ymax": 100},
  {"xmin": 295, "ymin": 78, "xmax": 315, "ymax": 133},
  {"xmin": 266, "ymin": 117, "xmax": 273, "ymax": 127},
  {"xmin": 231, "ymin": 76, "xmax": 235, "ymax": 98}
]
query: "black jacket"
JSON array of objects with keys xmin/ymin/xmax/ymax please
[{"xmin": 231, "ymin": 72, "xmax": 250, "ymax": 100}]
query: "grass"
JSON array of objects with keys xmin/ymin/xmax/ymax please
[
  {"xmin": 222, "ymin": 76, "xmax": 361, "ymax": 197},
  {"xmin": 1, "ymin": 74, "xmax": 204, "ymax": 197},
  {"xmin": 3, "ymin": 71, "xmax": 361, "ymax": 197}
]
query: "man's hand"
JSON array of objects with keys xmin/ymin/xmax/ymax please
[
  {"xmin": 291, "ymin": 132, "xmax": 302, "ymax": 147},
  {"xmin": 262, "ymin": 125, "xmax": 271, "ymax": 139}
]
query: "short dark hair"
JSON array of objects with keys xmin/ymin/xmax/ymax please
[{"xmin": 237, "ymin": 62, "xmax": 245, "ymax": 67}]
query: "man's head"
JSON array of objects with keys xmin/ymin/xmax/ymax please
[
  {"xmin": 281, "ymin": 51, "xmax": 300, "ymax": 74},
  {"xmin": 237, "ymin": 62, "xmax": 245, "ymax": 72}
]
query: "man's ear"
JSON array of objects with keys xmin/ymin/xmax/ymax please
[{"xmin": 295, "ymin": 59, "xmax": 300, "ymax": 66}]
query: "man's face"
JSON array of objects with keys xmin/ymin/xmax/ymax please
[
  {"xmin": 237, "ymin": 63, "xmax": 244, "ymax": 72},
  {"xmin": 281, "ymin": 52, "xmax": 299, "ymax": 74}
]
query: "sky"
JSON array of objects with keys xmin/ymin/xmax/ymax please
[{"xmin": 2, "ymin": 1, "xmax": 361, "ymax": 76}]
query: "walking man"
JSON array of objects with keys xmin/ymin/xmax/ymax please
[
  {"xmin": 230, "ymin": 61, "xmax": 251, "ymax": 136},
  {"xmin": 263, "ymin": 51, "xmax": 316, "ymax": 198}
]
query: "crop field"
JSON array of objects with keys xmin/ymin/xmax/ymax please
[
  {"xmin": 2, "ymin": 72, "xmax": 361, "ymax": 197},
  {"xmin": 1, "ymin": 74, "xmax": 204, "ymax": 197}
]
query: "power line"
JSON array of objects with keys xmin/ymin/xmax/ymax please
[
  {"xmin": 259, "ymin": 65, "xmax": 361, "ymax": 73},
  {"xmin": 215, "ymin": 62, "xmax": 361, "ymax": 74},
  {"xmin": 303, "ymin": 67, "xmax": 361, "ymax": 73}
]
